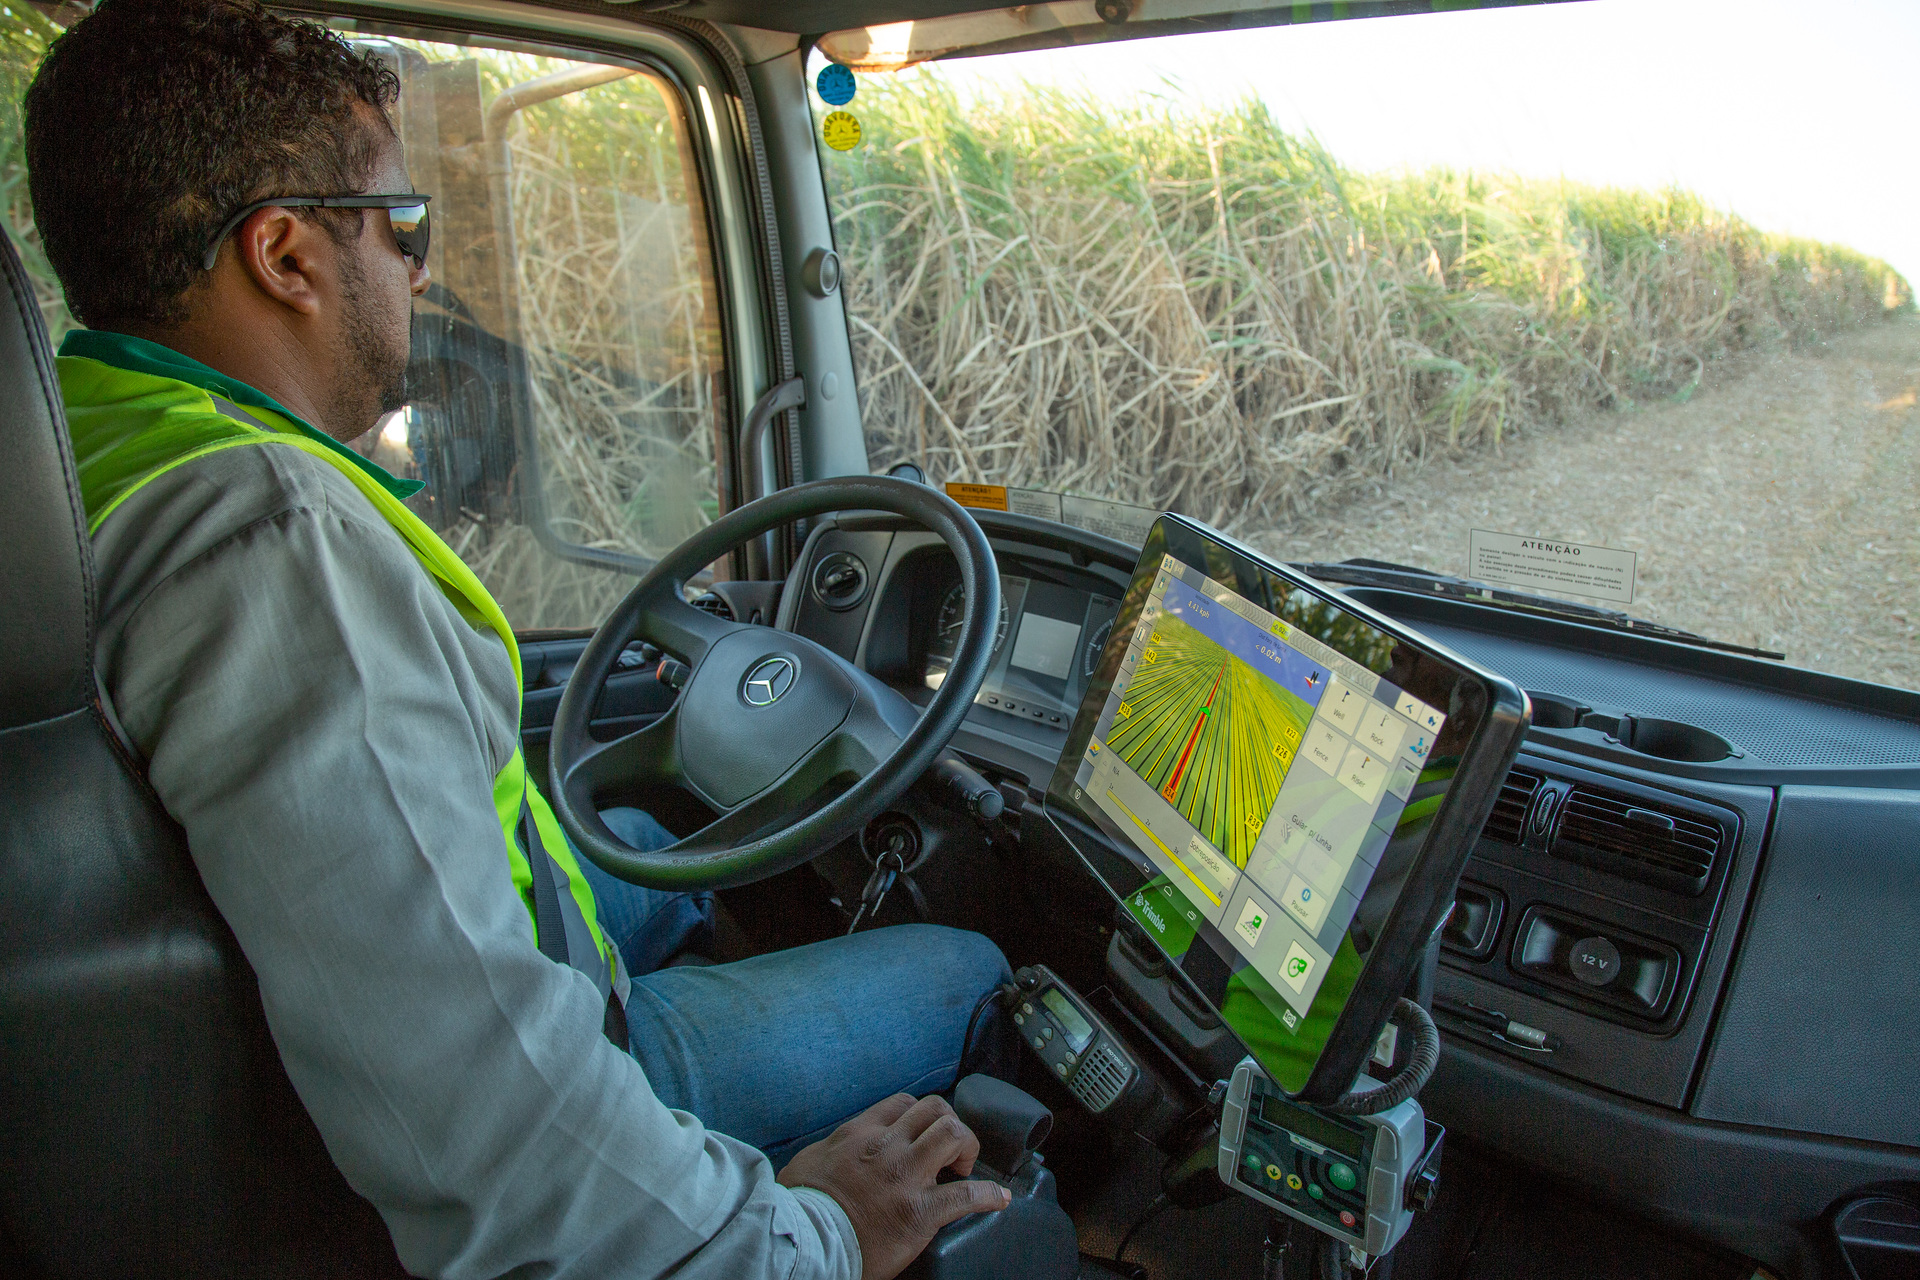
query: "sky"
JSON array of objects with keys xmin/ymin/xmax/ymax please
[{"xmin": 900, "ymin": 0, "xmax": 1919, "ymax": 289}]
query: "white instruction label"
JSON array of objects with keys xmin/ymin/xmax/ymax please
[
  {"xmin": 1468, "ymin": 529, "xmax": 1637, "ymax": 604},
  {"xmin": 1060, "ymin": 494, "xmax": 1159, "ymax": 547},
  {"xmin": 1006, "ymin": 489, "xmax": 1066, "ymax": 522}
]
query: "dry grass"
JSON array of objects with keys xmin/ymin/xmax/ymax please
[
  {"xmin": 504, "ymin": 67, "xmax": 723, "ymax": 559},
  {"xmin": 826, "ymin": 77, "xmax": 1913, "ymax": 533},
  {"xmin": 440, "ymin": 55, "xmax": 725, "ymax": 627},
  {"xmin": 0, "ymin": 4, "xmax": 78, "ymax": 342}
]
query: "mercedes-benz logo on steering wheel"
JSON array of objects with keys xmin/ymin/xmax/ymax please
[{"xmin": 742, "ymin": 656, "xmax": 798, "ymax": 707}]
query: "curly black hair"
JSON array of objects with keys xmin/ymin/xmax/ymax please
[{"xmin": 24, "ymin": 0, "xmax": 401, "ymax": 330}]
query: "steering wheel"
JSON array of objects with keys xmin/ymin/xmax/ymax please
[{"xmin": 547, "ymin": 476, "xmax": 1001, "ymax": 891}]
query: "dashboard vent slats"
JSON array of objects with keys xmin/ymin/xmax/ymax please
[
  {"xmin": 1480, "ymin": 767, "xmax": 1540, "ymax": 846},
  {"xmin": 1553, "ymin": 784, "xmax": 1726, "ymax": 895},
  {"xmin": 689, "ymin": 591, "xmax": 734, "ymax": 621}
]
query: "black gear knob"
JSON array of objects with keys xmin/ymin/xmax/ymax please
[{"xmin": 952, "ymin": 1075, "xmax": 1052, "ymax": 1178}]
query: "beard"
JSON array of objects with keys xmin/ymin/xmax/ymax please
[{"xmin": 331, "ymin": 246, "xmax": 411, "ymax": 440}]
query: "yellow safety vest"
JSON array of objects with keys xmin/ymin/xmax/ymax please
[{"xmin": 58, "ymin": 329, "xmax": 628, "ymax": 1018}]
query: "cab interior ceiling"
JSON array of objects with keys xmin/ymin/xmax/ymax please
[{"xmin": 504, "ymin": 0, "xmax": 1587, "ymax": 54}]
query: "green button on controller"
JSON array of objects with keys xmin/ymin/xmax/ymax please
[
  {"xmin": 1307, "ymin": 1183, "xmax": 1324, "ymax": 1200},
  {"xmin": 1327, "ymin": 1162, "xmax": 1358, "ymax": 1191}
]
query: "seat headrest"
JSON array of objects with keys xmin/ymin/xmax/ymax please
[{"xmin": 0, "ymin": 231, "xmax": 93, "ymax": 730}]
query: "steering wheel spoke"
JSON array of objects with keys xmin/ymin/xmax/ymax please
[
  {"xmin": 676, "ymin": 753, "xmax": 847, "ymax": 856},
  {"xmin": 648, "ymin": 591, "xmax": 734, "ymax": 667},
  {"xmin": 557, "ymin": 705, "xmax": 681, "ymax": 805},
  {"xmin": 822, "ymin": 696, "xmax": 909, "ymax": 778}
]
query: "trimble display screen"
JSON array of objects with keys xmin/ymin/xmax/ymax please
[{"xmin": 1046, "ymin": 515, "xmax": 1526, "ymax": 1099}]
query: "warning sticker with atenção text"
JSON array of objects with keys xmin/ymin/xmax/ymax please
[{"xmin": 1467, "ymin": 529, "xmax": 1637, "ymax": 604}]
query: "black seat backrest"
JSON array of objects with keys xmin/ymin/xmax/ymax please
[{"xmin": 0, "ymin": 236, "xmax": 406, "ymax": 1276}]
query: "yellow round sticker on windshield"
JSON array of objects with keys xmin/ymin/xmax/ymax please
[{"xmin": 821, "ymin": 110, "xmax": 862, "ymax": 152}]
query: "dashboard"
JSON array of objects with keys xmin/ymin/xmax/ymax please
[
  {"xmin": 921, "ymin": 569, "xmax": 1119, "ymax": 727},
  {"xmin": 779, "ymin": 513, "xmax": 1136, "ymax": 771},
  {"xmin": 776, "ymin": 507, "xmax": 1920, "ymax": 1278}
]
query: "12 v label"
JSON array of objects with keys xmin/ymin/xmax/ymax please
[{"xmin": 1468, "ymin": 529, "xmax": 1637, "ymax": 604}]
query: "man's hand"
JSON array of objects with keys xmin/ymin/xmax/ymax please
[{"xmin": 778, "ymin": 1093, "xmax": 1012, "ymax": 1280}]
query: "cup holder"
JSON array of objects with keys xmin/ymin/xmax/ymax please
[
  {"xmin": 1525, "ymin": 691, "xmax": 1589, "ymax": 730},
  {"xmin": 1527, "ymin": 693, "xmax": 1740, "ymax": 762},
  {"xmin": 1614, "ymin": 716, "xmax": 1737, "ymax": 763}
]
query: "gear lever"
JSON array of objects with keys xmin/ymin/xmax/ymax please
[
  {"xmin": 951, "ymin": 1075, "xmax": 1052, "ymax": 1177},
  {"xmin": 902, "ymin": 1076, "xmax": 1079, "ymax": 1280}
]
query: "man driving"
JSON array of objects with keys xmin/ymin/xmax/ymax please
[{"xmin": 24, "ymin": 2, "xmax": 1012, "ymax": 1276}]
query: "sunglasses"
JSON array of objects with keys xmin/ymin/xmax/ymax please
[{"xmin": 201, "ymin": 193, "xmax": 432, "ymax": 271}]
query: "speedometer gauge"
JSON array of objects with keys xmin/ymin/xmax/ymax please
[
  {"xmin": 931, "ymin": 582, "xmax": 1010, "ymax": 660},
  {"xmin": 1082, "ymin": 617, "xmax": 1113, "ymax": 678}
]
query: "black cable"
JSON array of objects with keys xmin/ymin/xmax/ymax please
[
  {"xmin": 1314, "ymin": 1230, "xmax": 1347, "ymax": 1280},
  {"xmin": 1327, "ymin": 998, "xmax": 1439, "ymax": 1116},
  {"xmin": 1262, "ymin": 1213, "xmax": 1297, "ymax": 1280},
  {"xmin": 1114, "ymin": 1192, "xmax": 1170, "ymax": 1265},
  {"xmin": 958, "ymin": 984, "xmax": 1012, "ymax": 1075}
]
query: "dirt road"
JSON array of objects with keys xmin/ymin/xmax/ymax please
[{"xmin": 1253, "ymin": 314, "xmax": 1920, "ymax": 691}]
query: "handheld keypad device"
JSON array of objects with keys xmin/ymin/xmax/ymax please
[{"xmin": 1217, "ymin": 1057, "xmax": 1438, "ymax": 1258}]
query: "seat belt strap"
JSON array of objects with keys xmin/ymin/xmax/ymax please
[
  {"xmin": 520, "ymin": 793, "xmax": 629, "ymax": 1048},
  {"xmin": 520, "ymin": 795, "xmax": 570, "ymax": 967},
  {"xmin": 603, "ymin": 984, "xmax": 630, "ymax": 1051}
]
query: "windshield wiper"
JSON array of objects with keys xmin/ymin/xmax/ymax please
[{"xmin": 1292, "ymin": 559, "xmax": 1787, "ymax": 662}]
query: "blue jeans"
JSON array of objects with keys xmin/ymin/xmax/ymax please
[{"xmin": 578, "ymin": 808, "xmax": 1013, "ymax": 1166}]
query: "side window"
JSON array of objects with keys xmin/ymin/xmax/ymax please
[
  {"xmin": 0, "ymin": 11, "xmax": 729, "ymax": 632},
  {"xmin": 361, "ymin": 39, "xmax": 729, "ymax": 630},
  {"xmin": 0, "ymin": 9, "xmax": 72, "ymax": 345}
]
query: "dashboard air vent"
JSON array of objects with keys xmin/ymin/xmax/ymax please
[
  {"xmin": 1553, "ymin": 784, "xmax": 1727, "ymax": 895},
  {"xmin": 688, "ymin": 591, "xmax": 734, "ymax": 621},
  {"xmin": 1481, "ymin": 767, "xmax": 1541, "ymax": 846}
]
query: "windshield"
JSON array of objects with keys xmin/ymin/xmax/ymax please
[{"xmin": 811, "ymin": 0, "xmax": 1917, "ymax": 693}]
